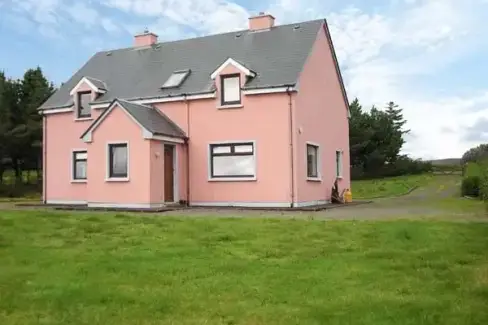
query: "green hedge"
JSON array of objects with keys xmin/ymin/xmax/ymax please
[
  {"xmin": 461, "ymin": 176, "xmax": 480, "ymax": 197},
  {"xmin": 461, "ymin": 160, "xmax": 488, "ymax": 211}
]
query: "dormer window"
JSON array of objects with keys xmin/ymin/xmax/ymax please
[
  {"xmin": 162, "ymin": 70, "xmax": 190, "ymax": 89},
  {"xmin": 221, "ymin": 74, "xmax": 241, "ymax": 106},
  {"xmin": 77, "ymin": 91, "xmax": 91, "ymax": 118}
]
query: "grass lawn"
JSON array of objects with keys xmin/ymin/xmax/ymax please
[
  {"xmin": 1, "ymin": 211, "xmax": 488, "ymax": 325},
  {"xmin": 352, "ymin": 174, "xmax": 433, "ymax": 199}
]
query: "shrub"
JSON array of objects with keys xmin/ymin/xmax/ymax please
[
  {"xmin": 0, "ymin": 183, "xmax": 41, "ymax": 198},
  {"xmin": 461, "ymin": 176, "xmax": 480, "ymax": 197},
  {"xmin": 476, "ymin": 160, "xmax": 488, "ymax": 210},
  {"xmin": 351, "ymin": 156, "xmax": 432, "ymax": 180},
  {"xmin": 465, "ymin": 162, "xmax": 481, "ymax": 178}
]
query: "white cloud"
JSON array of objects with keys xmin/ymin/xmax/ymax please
[
  {"xmin": 101, "ymin": 0, "xmax": 249, "ymax": 34},
  {"xmin": 3, "ymin": 0, "xmax": 488, "ymax": 158},
  {"xmin": 65, "ymin": 2, "xmax": 100, "ymax": 27},
  {"xmin": 325, "ymin": 0, "xmax": 488, "ymax": 158}
]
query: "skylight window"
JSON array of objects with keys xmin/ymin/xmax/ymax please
[{"xmin": 162, "ymin": 70, "xmax": 190, "ymax": 88}]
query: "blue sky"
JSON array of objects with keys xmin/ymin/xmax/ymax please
[{"xmin": 1, "ymin": 0, "xmax": 488, "ymax": 159}]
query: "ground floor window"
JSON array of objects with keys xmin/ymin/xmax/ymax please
[
  {"xmin": 336, "ymin": 150, "xmax": 343, "ymax": 177},
  {"xmin": 307, "ymin": 143, "xmax": 319, "ymax": 179},
  {"xmin": 108, "ymin": 143, "xmax": 128, "ymax": 179},
  {"xmin": 209, "ymin": 142, "xmax": 255, "ymax": 178},
  {"xmin": 73, "ymin": 151, "xmax": 87, "ymax": 180}
]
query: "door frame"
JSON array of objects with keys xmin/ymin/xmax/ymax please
[{"xmin": 163, "ymin": 143, "xmax": 179, "ymax": 203}]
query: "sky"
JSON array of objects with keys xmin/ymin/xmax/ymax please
[{"xmin": 1, "ymin": 0, "xmax": 488, "ymax": 159}]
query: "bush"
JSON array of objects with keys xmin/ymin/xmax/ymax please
[
  {"xmin": 351, "ymin": 156, "xmax": 432, "ymax": 180},
  {"xmin": 0, "ymin": 183, "xmax": 41, "ymax": 198},
  {"xmin": 465, "ymin": 162, "xmax": 481, "ymax": 177},
  {"xmin": 461, "ymin": 176, "xmax": 480, "ymax": 197}
]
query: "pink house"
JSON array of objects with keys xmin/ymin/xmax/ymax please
[{"xmin": 39, "ymin": 13, "xmax": 350, "ymax": 209}]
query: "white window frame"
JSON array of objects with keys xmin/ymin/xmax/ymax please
[
  {"xmin": 71, "ymin": 149, "xmax": 87, "ymax": 183},
  {"xmin": 208, "ymin": 140, "xmax": 257, "ymax": 182},
  {"xmin": 220, "ymin": 74, "xmax": 241, "ymax": 106},
  {"xmin": 76, "ymin": 91, "xmax": 92, "ymax": 120},
  {"xmin": 106, "ymin": 141, "xmax": 130, "ymax": 182},
  {"xmin": 161, "ymin": 70, "xmax": 190, "ymax": 88},
  {"xmin": 306, "ymin": 141, "xmax": 321, "ymax": 182},
  {"xmin": 336, "ymin": 150, "xmax": 344, "ymax": 178}
]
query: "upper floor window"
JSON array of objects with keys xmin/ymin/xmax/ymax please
[
  {"xmin": 77, "ymin": 91, "xmax": 91, "ymax": 118},
  {"xmin": 220, "ymin": 74, "xmax": 241, "ymax": 106},
  {"xmin": 162, "ymin": 70, "xmax": 190, "ymax": 88}
]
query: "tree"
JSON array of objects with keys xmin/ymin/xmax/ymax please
[
  {"xmin": 384, "ymin": 101, "xmax": 409, "ymax": 163},
  {"xmin": 0, "ymin": 71, "xmax": 10, "ymax": 182},
  {"xmin": 349, "ymin": 98, "xmax": 430, "ymax": 179},
  {"xmin": 18, "ymin": 68, "xmax": 54, "ymax": 180},
  {"xmin": 0, "ymin": 67, "xmax": 54, "ymax": 184},
  {"xmin": 461, "ymin": 144, "xmax": 488, "ymax": 166}
]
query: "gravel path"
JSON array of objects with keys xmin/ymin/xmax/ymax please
[{"xmin": 1, "ymin": 175, "xmax": 484, "ymax": 221}]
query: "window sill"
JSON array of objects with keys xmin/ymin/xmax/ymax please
[
  {"xmin": 307, "ymin": 177, "xmax": 322, "ymax": 182},
  {"xmin": 209, "ymin": 177, "xmax": 256, "ymax": 182},
  {"xmin": 105, "ymin": 177, "xmax": 129, "ymax": 182},
  {"xmin": 75, "ymin": 117, "xmax": 93, "ymax": 122},
  {"xmin": 336, "ymin": 176, "xmax": 344, "ymax": 180},
  {"xmin": 71, "ymin": 179, "xmax": 87, "ymax": 183},
  {"xmin": 217, "ymin": 104, "xmax": 243, "ymax": 109}
]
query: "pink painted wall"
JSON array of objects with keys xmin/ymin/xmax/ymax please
[
  {"xmin": 153, "ymin": 63, "xmax": 292, "ymax": 205},
  {"xmin": 149, "ymin": 140, "xmax": 164, "ymax": 204},
  {"xmin": 86, "ymin": 104, "xmax": 151, "ymax": 205},
  {"xmin": 134, "ymin": 33, "xmax": 158, "ymax": 47},
  {"xmin": 44, "ymin": 89, "xmax": 102, "ymax": 203},
  {"xmin": 149, "ymin": 141, "xmax": 187, "ymax": 203},
  {"xmin": 176, "ymin": 144, "xmax": 188, "ymax": 201},
  {"xmin": 293, "ymin": 22, "xmax": 351, "ymax": 203},
  {"xmin": 249, "ymin": 15, "xmax": 275, "ymax": 30},
  {"xmin": 44, "ymin": 30, "xmax": 349, "ymax": 207}
]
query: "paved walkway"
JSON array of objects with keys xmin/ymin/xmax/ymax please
[
  {"xmin": 165, "ymin": 175, "xmax": 484, "ymax": 220},
  {"xmin": 1, "ymin": 175, "xmax": 484, "ymax": 221}
]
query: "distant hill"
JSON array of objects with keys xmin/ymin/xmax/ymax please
[{"xmin": 429, "ymin": 158, "xmax": 461, "ymax": 166}]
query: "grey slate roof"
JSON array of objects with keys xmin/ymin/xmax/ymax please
[
  {"xmin": 85, "ymin": 76, "xmax": 108, "ymax": 91},
  {"xmin": 81, "ymin": 99, "xmax": 186, "ymax": 139},
  {"xmin": 41, "ymin": 19, "xmax": 324, "ymax": 110}
]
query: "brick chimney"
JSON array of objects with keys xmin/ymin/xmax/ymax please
[
  {"xmin": 249, "ymin": 12, "xmax": 275, "ymax": 31},
  {"xmin": 134, "ymin": 29, "xmax": 158, "ymax": 47}
]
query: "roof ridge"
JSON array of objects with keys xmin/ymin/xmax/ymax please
[
  {"xmin": 98, "ymin": 18, "xmax": 325, "ymax": 55},
  {"xmin": 85, "ymin": 76, "xmax": 106, "ymax": 83}
]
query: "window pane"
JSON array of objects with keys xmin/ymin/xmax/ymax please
[
  {"xmin": 307, "ymin": 145, "xmax": 318, "ymax": 177},
  {"xmin": 75, "ymin": 152, "xmax": 87, "ymax": 160},
  {"xmin": 162, "ymin": 71, "xmax": 188, "ymax": 88},
  {"xmin": 78, "ymin": 92, "xmax": 91, "ymax": 117},
  {"xmin": 223, "ymin": 76, "xmax": 240, "ymax": 103},
  {"xmin": 212, "ymin": 146, "xmax": 231, "ymax": 154},
  {"xmin": 336, "ymin": 151, "xmax": 342, "ymax": 176},
  {"xmin": 111, "ymin": 145, "xmax": 128, "ymax": 176},
  {"xmin": 75, "ymin": 161, "xmax": 87, "ymax": 179},
  {"xmin": 234, "ymin": 144, "xmax": 253, "ymax": 153},
  {"xmin": 212, "ymin": 155, "xmax": 255, "ymax": 177}
]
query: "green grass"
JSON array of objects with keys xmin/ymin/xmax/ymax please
[
  {"xmin": 1, "ymin": 211, "xmax": 488, "ymax": 325},
  {"xmin": 352, "ymin": 174, "xmax": 433, "ymax": 199}
]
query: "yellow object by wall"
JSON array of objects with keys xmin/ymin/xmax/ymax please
[{"xmin": 344, "ymin": 189, "xmax": 352, "ymax": 203}]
